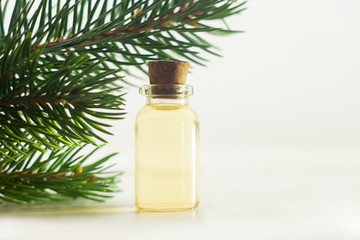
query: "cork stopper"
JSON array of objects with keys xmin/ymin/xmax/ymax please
[{"xmin": 148, "ymin": 60, "xmax": 190, "ymax": 85}]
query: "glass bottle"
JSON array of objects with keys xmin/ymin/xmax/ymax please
[{"xmin": 135, "ymin": 61, "xmax": 199, "ymax": 211}]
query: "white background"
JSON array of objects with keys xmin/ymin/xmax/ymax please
[{"xmin": 1, "ymin": 0, "xmax": 360, "ymax": 239}]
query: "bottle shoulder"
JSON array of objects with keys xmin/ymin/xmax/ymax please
[
  {"xmin": 136, "ymin": 104, "xmax": 199, "ymax": 122},
  {"xmin": 186, "ymin": 106, "xmax": 199, "ymax": 121}
]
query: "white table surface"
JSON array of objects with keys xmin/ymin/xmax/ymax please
[{"xmin": 1, "ymin": 138, "xmax": 360, "ymax": 240}]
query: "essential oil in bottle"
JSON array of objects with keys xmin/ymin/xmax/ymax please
[{"xmin": 135, "ymin": 61, "xmax": 199, "ymax": 211}]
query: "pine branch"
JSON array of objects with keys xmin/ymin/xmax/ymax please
[
  {"xmin": 0, "ymin": 0, "xmax": 246, "ymax": 204},
  {"xmin": 0, "ymin": 145, "xmax": 121, "ymax": 204},
  {"xmin": 0, "ymin": 51, "xmax": 125, "ymax": 160},
  {"xmin": 1, "ymin": 0, "xmax": 246, "ymax": 78}
]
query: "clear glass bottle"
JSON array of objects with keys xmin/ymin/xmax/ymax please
[{"xmin": 135, "ymin": 84, "xmax": 199, "ymax": 211}]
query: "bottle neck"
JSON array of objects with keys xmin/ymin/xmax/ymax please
[{"xmin": 146, "ymin": 96, "xmax": 189, "ymax": 106}]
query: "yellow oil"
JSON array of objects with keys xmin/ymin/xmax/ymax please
[{"xmin": 135, "ymin": 103, "xmax": 199, "ymax": 211}]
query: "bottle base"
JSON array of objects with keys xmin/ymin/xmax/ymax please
[{"xmin": 135, "ymin": 201, "xmax": 199, "ymax": 212}]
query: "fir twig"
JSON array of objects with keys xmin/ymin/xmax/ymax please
[{"xmin": 0, "ymin": 145, "xmax": 121, "ymax": 204}]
